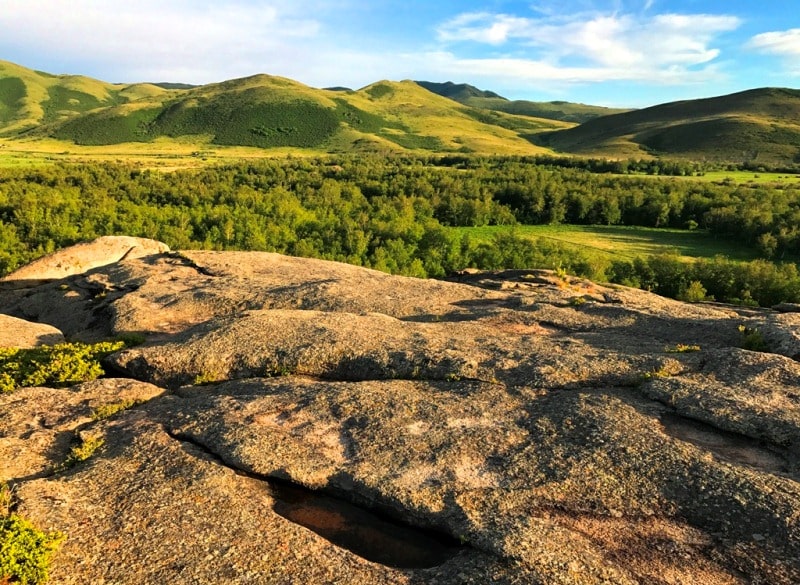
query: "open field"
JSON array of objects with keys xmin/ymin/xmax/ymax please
[
  {"xmin": 690, "ymin": 170, "xmax": 800, "ymax": 185},
  {"xmin": 0, "ymin": 137, "xmax": 322, "ymax": 170},
  {"xmin": 451, "ymin": 224, "xmax": 763, "ymax": 263}
]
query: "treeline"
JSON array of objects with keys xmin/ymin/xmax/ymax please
[
  {"xmin": 1, "ymin": 155, "xmax": 800, "ymax": 306},
  {"xmin": 608, "ymin": 253, "xmax": 800, "ymax": 307}
]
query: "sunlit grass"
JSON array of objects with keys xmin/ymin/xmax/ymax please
[{"xmin": 451, "ymin": 224, "xmax": 762, "ymax": 263}]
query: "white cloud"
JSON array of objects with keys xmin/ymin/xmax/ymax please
[
  {"xmin": 0, "ymin": 0, "xmax": 324, "ymax": 83},
  {"xmin": 748, "ymin": 29, "xmax": 800, "ymax": 57},
  {"xmin": 435, "ymin": 10, "xmax": 740, "ymax": 85}
]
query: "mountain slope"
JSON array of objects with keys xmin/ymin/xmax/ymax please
[
  {"xmin": 0, "ymin": 62, "xmax": 568, "ymax": 155},
  {"xmin": 538, "ymin": 88, "xmax": 800, "ymax": 163},
  {"xmin": 415, "ymin": 81, "xmax": 504, "ymax": 101},
  {"xmin": 0, "ymin": 59, "xmax": 172, "ymax": 135},
  {"xmin": 416, "ymin": 80, "xmax": 629, "ymax": 123}
]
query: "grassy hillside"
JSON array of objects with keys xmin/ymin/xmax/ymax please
[
  {"xmin": 12, "ymin": 65, "xmax": 564, "ymax": 155},
  {"xmin": 3, "ymin": 60, "xmax": 799, "ymax": 164},
  {"xmin": 452, "ymin": 224, "xmax": 762, "ymax": 265},
  {"xmin": 539, "ymin": 88, "xmax": 800, "ymax": 164},
  {"xmin": 416, "ymin": 80, "xmax": 629, "ymax": 123},
  {"xmin": 415, "ymin": 81, "xmax": 504, "ymax": 101},
  {"xmin": 0, "ymin": 60, "xmax": 172, "ymax": 136}
]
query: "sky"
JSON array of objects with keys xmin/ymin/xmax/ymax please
[{"xmin": 0, "ymin": 0, "xmax": 798, "ymax": 108}]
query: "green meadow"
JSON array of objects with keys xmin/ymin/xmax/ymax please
[{"xmin": 451, "ymin": 224, "xmax": 762, "ymax": 264}]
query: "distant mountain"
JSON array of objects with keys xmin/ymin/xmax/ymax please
[
  {"xmin": 537, "ymin": 87, "xmax": 800, "ymax": 164},
  {"xmin": 0, "ymin": 61, "xmax": 567, "ymax": 155},
  {"xmin": 3, "ymin": 60, "xmax": 799, "ymax": 164},
  {"xmin": 150, "ymin": 82, "xmax": 198, "ymax": 90},
  {"xmin": 416, "ymin": 81, "xmax": 505, "ymax": 101},
  {"xmin": 416, "ymin": 80, "xmax": 629, "ymax": 123}
]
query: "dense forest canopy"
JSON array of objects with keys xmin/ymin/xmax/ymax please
[{"xmin": 2, "ymin": 154, "xmax": 800, "ymax": 306}]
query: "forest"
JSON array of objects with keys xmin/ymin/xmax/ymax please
[{"xmin": 2, "ymin": 154, "xmax": 800, "ymax": 307}]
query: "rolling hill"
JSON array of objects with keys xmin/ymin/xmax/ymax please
[
  {"xmin": 2, "ymin": 59, "xmax": 800, "ymax": 165},
  {"xmin": 0, "ymin": 61, "xmax": 568, "ymax": 156},
  {"xmin": 0, "ymin": 59, "xmax": 174, "ymax": 135},
  {"xmin": 537, "ymin": 87, "xmax": 800, "ymax": 164},
  {"xmin": 416, "ymin": 80, "xmax": 629, "ymax": 123}
]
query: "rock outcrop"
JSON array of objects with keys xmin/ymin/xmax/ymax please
[
  {"xmin": 1, "ymin": 237, "xmax": 798, "ymax": 584},
  {"xmin": 0, "ymin": 235, "xmax": 169, "ymax": 287},
  {"xmin": 0, "ymin": 314, "xmax": 64, "ymax": 348}
]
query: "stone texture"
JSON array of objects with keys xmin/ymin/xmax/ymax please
[
  {"xmin": 0, "ymin": 235, "xmax": 169, "ymax": 286},
  {"xmin": 0, "ymin": 313, "xmax": 64, "ymax": 347},
  {"xmin": 1, "ymin": 243, "xmax": 799, "ymax": 584}
]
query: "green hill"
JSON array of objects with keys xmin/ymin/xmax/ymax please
[
  {"xmin": 3, "ymin": 60, "xmax": 800, "ymax": 164},
  {"xmin": 0, "ymin": 62, "xmax": 566, "ymax": 155},
  {"xmin": 416, "ymin": 80, "xmax": 629, "ymax": 123},
  {"xmin": 415, "ymin": 81, "xmax": 504, "ymax": 101},
  {"xmin": 538, "ymin": 88, "xmax": 800, "ymax": 164},
  {"xmin": 0, "ymin": 60, "xmax": 172, "ymax": 135}
]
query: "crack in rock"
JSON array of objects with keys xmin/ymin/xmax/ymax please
[{"xmin": 164, "ymin": 427, "xmax": 465, "ymax": 569}]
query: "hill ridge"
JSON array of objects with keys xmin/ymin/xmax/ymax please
[{"xmin": 1, "ymin": 59, "xmax": 800, "ymax": 164}]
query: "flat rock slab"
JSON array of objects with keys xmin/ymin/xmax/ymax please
[
  {"xmin": 0, "ymin": 378, "xmax": 165, "ymax": 481},
  {"xmin": 0, "ymin": 313, "xmax": 64, "ymax": 347},
  {"xmin": 0, "ymin": 236, "xmax": 169, "ymax": 286},
  {"xmin": 1, "ymin": 243, "xmax": 799, "ymax": 584}
]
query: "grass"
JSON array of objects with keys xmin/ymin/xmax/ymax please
[
  {"xmin": 451, "ymin": 224, "xmax": 761, "ymax": 264},
  {"xmin": 688, "ymin": 170, "xmax": 800, "ymax": 185}
]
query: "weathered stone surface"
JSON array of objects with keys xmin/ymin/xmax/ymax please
[
  {"xmin": 0, "ymin": 236, "xmax": 169, "ymax": 286},
  {"xmin": 0, "ymin": 378, "xmax": 164, "ymax": 482},
  {"xmin": 2, "ymin": 243, "xmax": 799, "ymax": 584},
  {"xmin": 755, "ymin": 311, "xmax": 800, "ymax": 359},
  {"xmin": 0, "ymin": 313, "xmax": 64, "ymax": 347}
]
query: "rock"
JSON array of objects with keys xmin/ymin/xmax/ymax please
[
  {"xmin": 1, "ymin": 244, "xmax": 799, "ymax": 584},
  {"xmin": 755, "ymin": 312, "xmax": 800, "ymax": 359},
  {"xmin": 0, "ymin": 313, "xmax": 64, "ymax": 347},
  {"xmin": 0, "ymin": 378, "xmax": 164, "ymax": 481},
  {"xmin": 0, "ymin": 236, "xmax": 169, "ymax": 287}
]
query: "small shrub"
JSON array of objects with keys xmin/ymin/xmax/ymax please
[
  {"xmin": 738, "ymin": 325, "xmax": 770, "ymax": 352},
  {"xmin": 113, "ymin": 332, "xmax": 146, "ymax": 347},
  {"xmin": 665, "ymin": 344, "xmax": 701, "ymax": 353},
  {"xmin": 58, "ymin": 435, "xmax": 104, "ymax": 471},
  {"xmin": 0, "ymin": 341, "xmax": 125, "ymax": 394},
  {"xmin": 0, "ymin": 513, "xmax": 64, "ymax": 585},
  {"xmin": 679, "ymin": 280, "xmax": 710, "ymax": 303}
]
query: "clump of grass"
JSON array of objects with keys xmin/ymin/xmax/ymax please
[
  {"xmin": 90, "ymin": 399, "xmax": 141, "ymax": 421},
  {"xmin": 57, "ymin": 434, "xmax": 105, "ymax": 472},
  {"xmin": 0, "ymin": 341, "xmax": 126, "ymax": 394},
  {"xmin": 738, "ymin": 325, "xmax": 770, "ymax": 352},
  {"xmin": 640, "ymin": 361, "xmax": 681, "ymax": 381},
  {"xmin": 193, "ymin": 371, "xmax": 223, "ymax": 385},
  {"xmin": 0, "ymin": 483, "xmax": 64, "ymax": 585},
  {"xmin": 665, "ymin": 344, "xmax": 701, "ymax": 353}
]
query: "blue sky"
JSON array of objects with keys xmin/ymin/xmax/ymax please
[{"xmin": 0, "ymin": 0, "xmax": 798, "ymax": 107}]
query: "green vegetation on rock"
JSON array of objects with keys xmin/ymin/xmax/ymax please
[
  {"xmin": 0, "ymin": 341, "xmax": 126, "ymax": 393},
  {"xmin": 0, "ymin": 484, "xmax": 64, "ymax": 585}
]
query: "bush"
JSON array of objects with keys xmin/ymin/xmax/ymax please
[
  {"xmin": 738, "ymin": 325, "xmax": 770, "ymax": 352},
  {"xmin": 0, "ymin": 513, "xmax": 64, "ymax": 585},
  {"xmin": 0, "ymin": 341, "xmax": 125, "ymax": 393},
  {"xmin": 680, "ymin": 280, "xmax": 710, "ymax": 303}
]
